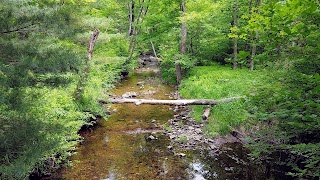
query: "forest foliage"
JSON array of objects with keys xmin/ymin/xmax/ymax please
[
  {"xmin": 0, "ymin": 0, "xmax": 319, "ymax": 179},
  {"xmin": 0, "ymin": 0, "xmax": 129, "ymax": 178},
  {"xmin": 132, "ymin": 0, "xmax": 319, "ymax": 178}
]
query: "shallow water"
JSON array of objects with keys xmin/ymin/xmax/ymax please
[{"xmin": 60, "ymin": 68, "xmax": 263, "ymax": 180}]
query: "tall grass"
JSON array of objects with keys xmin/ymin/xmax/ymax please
[{"xmin": 179, "ymin": 65, "xmax": 265, "ymax": 136}]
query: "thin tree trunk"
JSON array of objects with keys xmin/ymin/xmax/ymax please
[
  {"xmin": 250, "ymin": 0, "xmax": 261, "ymax": 71},
  {"xmin": 232, "ymin": 0, "xmax": 238, "ymax": 70},
  {"xmin": 128, "ymin": 0, "xmax": 148, "ymax": 61},
  {"xmin": 88, "ymin": 29, "xmax": 100, "ymax": 61},
  {"xmin": 74, "ymin": 29, "xmax": 99, "ymax": 100},
  {"xmin": 250, "ymin": 36, "xmax": 256, "ymax": 70},
  {"xmin": 150, "ymin": 40, "xmax": 158, "ymax": 58},
  {"xmin": 176, "ymin": 0, "xmax": 187, "ymax": 85},
  {"xmin": 127, "ymin": 1, "xmax": 134, "ymax": 36},
  {"xmin": 181, "ymin": 2, "xmax": 187, "ymax": 54}
]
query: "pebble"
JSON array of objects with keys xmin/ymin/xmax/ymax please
[
  {"xmin": 177, "ymin": 153, "xmax": 186, "ymax": 157},
  {"xmin": 146, "ymin": 135, "xmax": 157, "ymax": 141},
  {"xmin": 195, "ymin": 128, "xmax": 202, "ymax": 134},
  {"xmin": 166, "ymin": 104, "xmax": 221, "ymax": 152}
]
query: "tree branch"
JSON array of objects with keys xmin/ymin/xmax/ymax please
[{"xmin": 0, "ymin": 23, "xmax": 36, "ymax": 34}]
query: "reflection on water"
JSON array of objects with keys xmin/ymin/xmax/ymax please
[{"xmin": 60, "ymin": 69, "xmax": 263, "ymax": 179}]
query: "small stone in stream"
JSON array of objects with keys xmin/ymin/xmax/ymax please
[
  {"xmin": 188, "ymin": 126, "xmax": 194, "ymax": 130},
  {"xmin": 146, "ymin": 135, "xmax": 157, "ymax": 141},
  {"xmin": 144, "ymin": 90, "xmax": 156, "ymax": 95},
  {"xmin": 177, "ymin": 153, "xmax": 186, "ymax": 157},
  {"xmin": 137, "ymin": 81, "xmax": 144, "ymax": 86},
  {"xmin": 104, "ymin": 136, "xmax": 109, "ymax": 144},
  {"xmin": 122, "ymin": 92, "xmax": 137, "ymax": 98},
  {"xmin": 169, "ymin": 135, "xmax": 176, "ymax": 139},
  {"xmin": 167, "ymin": 146, "xmax": 173, "ymax": 150},
  {"xmin": 194, "ymin": 136, "xmax": 201, "ymax": 141},
  {"xmin": 195, "ymin": 128, "xmax": 202, "ymax": 134},
  {"xmin": 180, "ymin": 111, "xmax": 189, "ymax": 116},
  {"xmin": 105, "ymin": 110, "xmax": 111, "ymax": 115},
  {"xmin": 210, "ymin": 144, "xmax": 217, "ymax": 149}
]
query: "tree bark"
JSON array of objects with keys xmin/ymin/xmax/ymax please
[
  {"xmin": 127, "ymin": 1, "xmax": 134, "ymax": 36},
  {"xmin": 181, "ymin": 1, "xmax": 187, "ymax": 55},
  {"xmin": 150, "ymin": 40, "xmax": 158, "ymax": 58},
  {"xmin": 250, "ymin": 38, "xmax": 256, "ymax": 70},
  {"xmin": 128, "ymin": 0, "xmax": 148, "ymax": 61},
  {"xmin": 249, "ymin": 0, "xmax": 261, "ymax": 71},
  {"xmin": 176, "ymin": 0, "xmax": 187, "ymax": 85},
  {"xmin": 74, "ymin": 29, "xmax": 99, "ymax": 100},
  {"xmin": 232, "ymin": 0, "xmax": 238, "ymax": 70},
  {"xmin": 88, "ymin": 29, "xmax": 100, "ymax": 61},
  {"xmin": 99, "ymin": 97, "xmax": 242, "ymax": 106},
  {"xmin": 202, "ymin": 106, "xmax": 211, "ymax": 120}
]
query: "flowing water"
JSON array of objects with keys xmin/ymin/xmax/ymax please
[{"xmin": 59, "ymin": 68, "xmax": 264, "ymax": 180}]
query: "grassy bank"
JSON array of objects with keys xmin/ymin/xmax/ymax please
[
  {"xmin": 0, "ymin": 35, "xmax": 128, "ymax": 179},
  {"xmin": 179, "ymin": 65, "xmax": 266, "ymax": 136},
  {"xmin": 179, "ymin": 64, "xmax": 320, "ymax": 178}
]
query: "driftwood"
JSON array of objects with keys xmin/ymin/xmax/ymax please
[
  {"xmin": 202, "ymin": 106, "xmax": 211, "ymax": 120},
  {"xmin": 99, "ymin": 96, "xmax": 242, "ymax": 106}
]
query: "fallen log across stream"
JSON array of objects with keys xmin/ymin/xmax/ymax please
[{"xmin": 98, "ymin": 96, "xmax": 243, "ymax": 106}]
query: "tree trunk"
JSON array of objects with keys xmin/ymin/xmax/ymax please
[
  {"xmin": 99, "ymin": 97, "xmax": 242, "ymax": 106},
  {"xmin": 250, "ymin": 38, "xmax": 256, "ymax": 70},
  {"xmin": 181, "ymin": 1, "xmax": 187, "ymax": 55},
  {"xmin": 128, "ymin": 0, "xmax": 148, "ymax": 61},
  {"xmin": 128, "ymin": 1, "xmax": 134, "ymax": 36},
  {"xmin": 249, "ymin": 0, "xmax": 261, "ymax": 71},
  {"xmin": 88, "ymin": 29, "xmax": 100, "ymax": 61},
  {"xmin": 232, "ymin": 0, "xmax": 238, "ymax": 70},
  {"xmin": 74, "ymin": 29, "xmax": 99, "ymax": 100},
  {"xmin": 150, "ymin": 40, "xmax": 158, "ymax": 58},
  {"xmin": 176, "ymin": 0, "xmax": 187, "ymax": 85},
  {"xmin": 202, "ymin": 106, "xmax": 211, "ymax": 120}
]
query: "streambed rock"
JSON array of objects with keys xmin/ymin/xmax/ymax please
[
  {"xmin": 122, "ymin": 92, "xmax": 138, "ymax": 98},
  {"xmin": 164, "ymin": 104, "xmax": 242, "ymax": 154}
]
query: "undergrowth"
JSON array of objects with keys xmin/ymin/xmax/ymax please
[
  {"xmin": 0, "ymin": 33, "xmax": 128, "ymax": 179},
  {"xmin": 179, "ymin": 65, "xmax": 267, "ymax": 136}
]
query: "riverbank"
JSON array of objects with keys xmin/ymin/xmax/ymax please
[{"xmin": 176, "ymin": 64, "xmax": 320, "ymax": 179}]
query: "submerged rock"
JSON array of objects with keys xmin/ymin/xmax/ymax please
[
  {"xmin": 146, "ymin": 135, "xmax": 157, "ymax": 141},
  {"xmin": 122, "ymin": 92, "xmax": 138, "ymax": 98},
  {"xmin": 177, "ymin": 153, "xmax": 186, "ymax": 157},
  {"xmin": 104, "ymin": 136, "xmax": 109, "ymax": 144}
]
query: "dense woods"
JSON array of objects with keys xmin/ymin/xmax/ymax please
[{"xmin": 0, "ymin": 0, "xmax": 319, "ymax": 179}]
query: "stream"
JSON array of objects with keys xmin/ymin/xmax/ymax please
[{"xmin": 59, "ymin": 67, "xmax": 264, "ymax": 180}]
